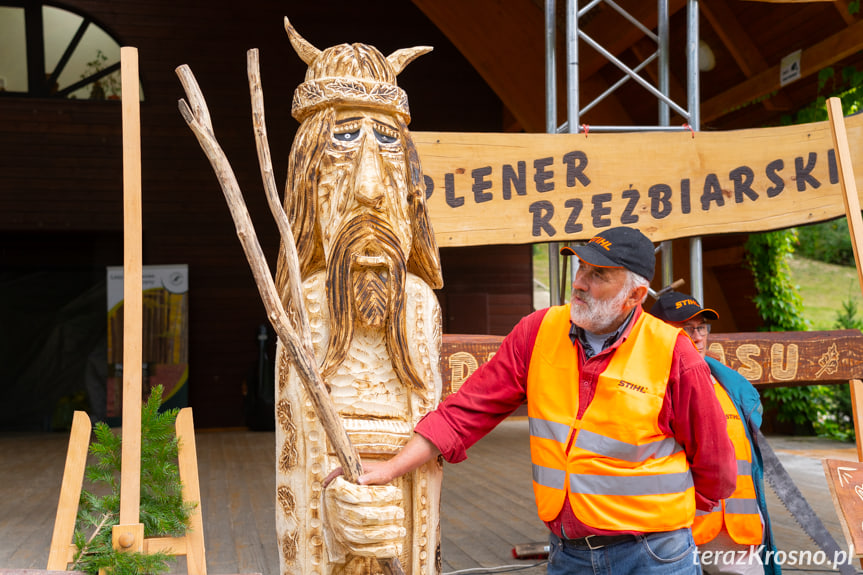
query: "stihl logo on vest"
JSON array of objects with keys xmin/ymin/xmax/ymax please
[
  {"xmin": 726, "ymin": 413, "xmax": 741, "ymax": 421},
  {"xmin": 618, "ymin": 380, "xmax": 647, "ymax": 394}
]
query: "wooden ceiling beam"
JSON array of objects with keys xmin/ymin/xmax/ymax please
[
  {"xmin": 411, "ymin": 0, "xmax": 547, "ymax": 133},
  {"xmin": 833, "ymin": 0, "xmax": 859, "ymax": 25},
  {"xmin": 411, "ymin": 0, "xmax": 688, "ymax": 133},
  {"xmin": 700, "ymin": 0, "xmax": 794, "ymax": 110},
  {"xmin": 701, "ymin": 0, "xmax": 769, "ymax": 77},
  {"xmin": 702, "ymin": 17, "xmax": 863, "ymax": 123}
]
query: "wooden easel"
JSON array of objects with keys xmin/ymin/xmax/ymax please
[
  {"xmin": 46, "ymin": 47, "xmax": 206, "ymax": 575},
  {"xmin": 825, "ymin": 95, "xmax": 863, "ymax": 460},
  {"xmin": 822, "ymin": 97, "xmax": 863, "ymax": 566}
]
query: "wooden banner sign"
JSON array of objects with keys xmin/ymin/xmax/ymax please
[
  {"xmin": 708, "ymin": 330, "xmax": 863, "ymax": 388},
  {"xmin": 414, "ymin": 112, "xmax": 863, "ymax": 247},
  {"xmin": 823, "ymin": 458, "xmax": 863, "ymax": 557},
  {"xmin": 441, "ymin": 334, "xmax": 503, "ymax": 397},
  {"xmin": 440, "ymin": 329, "xmax": 863, "ymax": 398}
]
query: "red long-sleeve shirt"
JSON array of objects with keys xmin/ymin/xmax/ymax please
[{"xmin": 415, "ymin": 305, "xmax": 736, "ymax": 538}]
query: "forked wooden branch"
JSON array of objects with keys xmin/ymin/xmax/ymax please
[
  {"xmin": 175, "ymin": 63, "xmax": 362, "ymax": 481},
  {"xmin": 175, "ymin": 60, "xmax": 405, "ymax": 575},
  {"xmin": 246, "ymin": 49, "xmax": 313, "ymax": 353}
]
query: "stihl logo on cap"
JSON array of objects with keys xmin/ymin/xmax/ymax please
[
  {"xmin": 675, "ymin": 299, "xmax": 698, "ymax": 309},
  {"xmin": 589, "ymin": 237, "xmax": 612, "ymax": 251}
]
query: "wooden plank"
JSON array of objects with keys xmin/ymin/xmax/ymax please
[
  {"xmin": 822, "ymin": 459, "xmax": 863, "ymax": 556},
  {"xmin": 118, "ymin": 45, "xmax": 143, "ymax": 536},
  {"xmin": 46, "ymin": 413, "xmax": 90, "ymax": 570},
  {"xmin": 709, "ymin": 330, "xmax": 863, "ymax": 387},
  {"xmin": 415, "ymin": 111, "xmax": 863, "ymax": 246},
  {"xmin": 442, "ymin": 330, "xmax": 863, "ymax": 394},
  {"xmin": 827, "ymin": 97, "xmax": 863, "ymax": 304},
  {"xmin": 441, "ymin": 334, "xmax": 503, "ymax": 398},
  {"xmin": 175, "ymin": 408, "xmax": 206, "ymax": 575},
  {"xmin": 850, "ymin": 379, "xmax": 863, "ymax": 462}
]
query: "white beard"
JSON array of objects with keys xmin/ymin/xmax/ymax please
[{"xmin": 569, "ymin": 285, "xmax": 630, "ymax": 334}]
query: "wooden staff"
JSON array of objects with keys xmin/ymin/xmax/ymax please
[
  {"xmin": 827, "ymin": 98, "xmax": 863, "ymax": 574},
  {"xmin": 176, "ymin": 53, "xmax": 406, "ymax": 575},
  {"xmin": 115, "ymin": 45, "xmax": 145, "ymax": 553}
]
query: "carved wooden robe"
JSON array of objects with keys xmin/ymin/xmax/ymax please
[{"xmin": 275, "ymin": 272, "xmax": 442, "ymax": 574}]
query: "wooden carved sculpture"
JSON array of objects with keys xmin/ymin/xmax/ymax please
[
  {"xmin": 272, "ymin": 19, "xmax": 444, "ymax": 575},
  {"xmin": 176, "ymin": 16, "xmax": 443, "ymax": 575}
]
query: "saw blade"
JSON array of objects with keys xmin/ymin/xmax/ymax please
[{"xmin": 758, "ymin": 430, "xmax": 857, "ymax": 575}]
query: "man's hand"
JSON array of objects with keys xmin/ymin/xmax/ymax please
[
  {"xmin": 323, "ymin": 476, "xmax": 406, "ymax": 558},
  {"xmin": 323, "ymin": 433, "xmax": 441, "ymax": 487}
]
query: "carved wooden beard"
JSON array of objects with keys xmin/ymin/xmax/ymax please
[{"xmin": 321, "ymin": 213, "xmax": 424, "ymax": 392}]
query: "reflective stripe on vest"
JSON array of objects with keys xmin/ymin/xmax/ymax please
[
  {"xmin": 692, "ymin": 382, "xmax": 763, "ymax": 546},
  {"xmin": 527, "ymin": 305, "xmax": 695, "ymax": 531}
]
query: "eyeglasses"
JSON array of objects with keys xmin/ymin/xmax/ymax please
[{"xmin": 681, "ymin": 324, "xmax": 711, "ymax": 337}]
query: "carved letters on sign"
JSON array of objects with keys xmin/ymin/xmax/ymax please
[
  {"xmin": 440, "ymin": 330, "xmax": 863, "ymax": 397},
  {"xmin": 425, "ymin": 148, "xmax": 838, "ymax": 239},
  {"xmin": 708, "ymin": 342, "xmax": 801, "ymax": 382},
  {"xmin": 414, "ymin": 115, "xmax": 863, "ymax": 247}
]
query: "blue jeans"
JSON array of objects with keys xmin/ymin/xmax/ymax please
[{"xmin": 547, "ymin": 529, "xmax": 702, "ymax": 574}]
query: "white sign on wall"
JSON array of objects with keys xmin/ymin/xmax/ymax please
[{"xmin": 780, "ymin": 49, "xmax": 802, "ymax": 86}]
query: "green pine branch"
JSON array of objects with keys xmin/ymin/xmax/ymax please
[{"xmin": 71, "ymin": 385, "xmax": 195, "ymax": 575}]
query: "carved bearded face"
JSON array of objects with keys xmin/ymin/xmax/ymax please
[{"xmin": 317, "ymin": 107, "xmax": 413, "ymax": 265}]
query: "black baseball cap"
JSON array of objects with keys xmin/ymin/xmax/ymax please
[
  {"xmin": 560, "ymin": 226, "xmax": 655, "ymax": 281},
  {"xmin": 651, "ymin": 291, "xmax": 719, "ymax": 323}
]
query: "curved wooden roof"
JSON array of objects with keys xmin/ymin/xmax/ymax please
[{"xmin": 411, "ymin": 0, "xmax": 863, "ymax": 132}]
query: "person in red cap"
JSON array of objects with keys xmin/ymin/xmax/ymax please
[
  {"xmin": 651, "ymin": 291, "xmax": 779, "ymax": 575},
  {"xmin": 329, "ymin": 226, "xmax": 735, "ymax": 574}
]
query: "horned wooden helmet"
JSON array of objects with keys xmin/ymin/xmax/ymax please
[{"xmin": 285, "ymin": 17, "xmax": 431, "ymax": 123}]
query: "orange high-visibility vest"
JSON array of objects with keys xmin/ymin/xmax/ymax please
[
  {"xmin": 692, "ymin": 382, "xmax": 763, "ymax": 545},
  {"xmin": 527, "ymin": 305, "xmax": 695, "ymax": 531}
]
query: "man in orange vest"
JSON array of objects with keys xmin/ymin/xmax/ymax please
[
  {"xmin": 651, "ymin": 291, "xmax": 779, "ymax": 575},
  {"xmin": 327, "ymin": 226, "xmax": 736, "ymax": 574}
]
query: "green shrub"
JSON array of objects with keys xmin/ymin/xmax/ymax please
[
  {"xmin": 796, "ymin": 219, "xmax": 856, "ymax": 267},
  {"xmin": 745, "ymin": 230, "xmax": 816, "ymax": 429},
  {"xmin": 752, "ymin": 70, "xmax": 863, "ymax": 433},
  {"xmin": 70, "ymin": 386, "xmax": 193, "ymax": 575}
]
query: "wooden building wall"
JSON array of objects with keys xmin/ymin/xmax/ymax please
[{"xmin": 0, "ymin": 0, "xmax": 533, "ymax": 428}]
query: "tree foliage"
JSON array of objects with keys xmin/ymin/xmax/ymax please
[{"xmin": 748, "ymin": 61, "xmax": 863, "ymax": 436}]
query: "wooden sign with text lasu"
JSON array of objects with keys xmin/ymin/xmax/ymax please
[
  {"xmin": 415, "ymin": 113, "xmax": 863, "ymax": 247},
  {"xmin": 440, "ymin": 329, "xmax": 863, "ymax": 398},
  {"xmin": 708, "ymin": 330, "xmax": 863, "ymax": 389},
  {"xmin": 441, "ymin": 334, "xmax": 503, "ymax": 399},
  {"xmin": 824, "ymin": 459, "xmax": 863, "ymax": 556}
]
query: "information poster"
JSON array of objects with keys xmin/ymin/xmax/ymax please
[{"xmin": 106, "ymin": 265, "xmax": 189, "ymax": 417}]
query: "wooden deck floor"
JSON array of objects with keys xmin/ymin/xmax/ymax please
[{"xmin": 1, "ymin": 418, "xmax": 860, "ymax": 575}]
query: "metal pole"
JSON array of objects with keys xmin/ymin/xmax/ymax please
[
  {"xmin": 564, "ymin": 0, "xmax": 579, "ymax": 297},
  {"xmin": 546, "ymin": 0, "xmax": 560, "ymax": 307},
  {"xmin": 566, "ymin": 0, "xmax": 579, "ymax": 133},
  {"xmin": 658, "ymin": 0, "xmax": 673, "ymax": 291},
  {"xmin": 658, "ymin": 0, "xmax": 669, "ymax": 127},
  {"xmin": 687, "ymin": 0, "xmax": 703, "ymax": 303}
]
